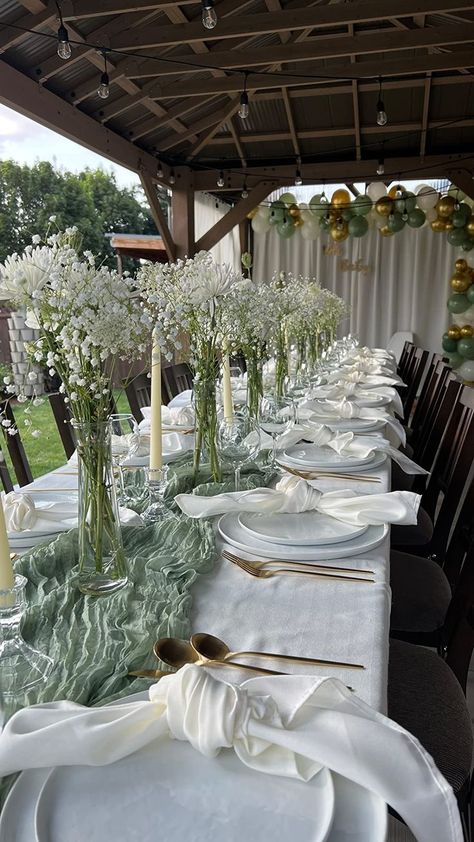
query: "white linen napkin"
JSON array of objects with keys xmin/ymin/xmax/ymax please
[
  {"xmin": 327, "ymin": 369, "xmax": 404, "ymax": 387},
  {"xmin": 2, "ymin": 491, "xmax": 142, "ymax": 533},
  {"xmin": 175, "ymin": 474, "xmax": 420, "ymax": 525},
  {"xmin": 309, "ymin": 383, "xmax": 404, "ymax": 416},
  {"xmin": 299, "ymin": 397, "xmax": 406, "ymax": 445},
  {"xmin": 139, "ymin": 405, "xmax": 195, "ymax": 430},
  {"xmin": 0, "ymin": 664, "xmax": 461, "ymax": 842}
]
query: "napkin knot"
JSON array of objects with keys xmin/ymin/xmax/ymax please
[
  {"xmin": 149, "ymin": 664, "xmax": 278, "ymax": 757},
  {"xmin": 275, "ymin": 475, "xmax": 323, "ymax": 512},
  {"xmin": 3, "ymin": 491, "xmax": 36, "ymax": 531}
]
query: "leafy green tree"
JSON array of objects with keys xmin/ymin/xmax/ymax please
[{"xmin": 0, "ymin": 161, "xmax": 168, "ymax": 267}]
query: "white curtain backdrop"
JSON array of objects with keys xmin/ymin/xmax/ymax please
[
  {"xmin": 254, "ymin": 224, "xmax": 457, "ymax": 351},
  {"xmin": 195, "ymin": 192, "xmax": 240, "ymax": 271}
]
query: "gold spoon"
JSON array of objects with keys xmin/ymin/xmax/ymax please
[
  {"xmin": 191, "ymin": 632, "xmax": 364, "ymax": 671},
  {"xmin": 153, "ymin": 637, "xmax": 283, "ymax": 676}
]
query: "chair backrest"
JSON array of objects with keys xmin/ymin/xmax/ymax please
[
  {"xmin": 162, "ymin": 363, "xmax": 193, "ymax": 401},
  {"xmin": 0, "ymin": 399, "xmax": 33, "ymax": 488},
  {"xmin": 410, "ymin": 358, "xmax": 450, "ymax": 451},
  {"xmin": 48, "ymin": 392, "xmax": 76, "ymax": 460},
  {"xmin": 398, "ymin": 341, "xmax": 415, "ymax": 380},
  {"xmin": 414, "ymin": 372, "xmax": 463, "ymax": 473},
  {"xmin": 387, "ymin": 332, "xmax": 414, "ymax": 364},
  {"xmin": 402, "ymin": 348, "xmax": 430, "ymax": 424},
  {"xmin": 123, "ymin": 373, "xmax": 152, "ymax": 422}
]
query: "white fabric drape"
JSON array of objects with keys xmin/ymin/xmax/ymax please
[
  {"xmin": 253, "ymin": 224, "xmax": 456, "ymax": 351},
  {"xmin": 195, "ymin": 192, "xmax": 240, "ymax": 271}
]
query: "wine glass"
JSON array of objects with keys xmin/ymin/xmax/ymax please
[
  {"xmin": 259, "ymin": 394, "xmax": 296, "ymax": 469},
  {"xmin": 217, "ymin": 413, "xmax": 261, "ymax": 491},
  {"xmin": 108, "ymin": 413, "xmax": 140, "ymax": 503}
]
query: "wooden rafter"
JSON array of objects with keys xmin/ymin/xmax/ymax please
[
  {"xmin": 228, "ymin": 116, "xmax": 247, "ymax": 168},
  {"xmin": 348, "ymin": 24, "xmax": 361, "ymax": 162},
  {"xmin": 139, "ymin": 172, "xmax": 175, "ymax": 261},
  {"xmin": 185, "ymin": 99, "xmax": 241, "ymax": 159},
  {"xmin": 62, "ymin": 0, "xmax": 198, "ymax": 19},
  {"xmin": 420, "ymin": 74, "xmax": 432, "ymax": 158},
  {"xmin": 282, "ymin": 89, "xmax": 300, "ymax": 157},
  {"xmin": 196, "ymin": 182, "xmax": 274, "ymax": 252}
]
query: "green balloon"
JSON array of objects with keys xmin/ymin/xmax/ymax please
[
  {"xmin": 467, "ymin": 285, "xmax": 474, "ymax": 303},
  {"xmin": 452, "ymin": 211, "xmax": 468, "ymax": 228},
  {"xmin": 447, "ymin": 352, "xmax": 464, "ymax": 370},
  {"xmin": 447, "ymin": 228, "xmax": 466, "ymax": 246},
  {"xmin": 458, "ymin": 202, "xmax": 472, "ymax": 220},
  {"xmin": 341, "ymin": 207, "xmax": 355, "ymax": 222},
  {"xmin": 309, "ymin": 194, "xmax": 327, "ymax": 218},
  {"xmin": 462, "ymin": 240, "xmax": 474, "ymax": 252},
  {"xmin": 280, "ymin": 192, "xmax": 297, "ymax": 206},
  {"xmin": 442, "ymin": 334, "xmax": 459, "ymax": 353},
  {"xmin": 407, "ymin": 208, "xmax": 425, "ymax": 228},
  {"xmin": 269, "ymin": 200, "xmax": 285, "ymax": 224},
  {"xmin": 352, "ymin": 195, "xmax": 372, "ymax": 216},
  {"xmin": 447, "ymin": 293, "xmax": 470, "ymax": 313},
  {"xmin": 458, "ymin": 337, "xmax": 474, "ymax": 359},
  {"xmin": 387, "ymin": 212, "xmax": 405, "ymax": 233},
  {"xmin": 277, "ymin": 218, "xmax": 296, "ymax": 238},
  {"xmin": 319, "ymin": 215, "xmax": 331, "ymax": 231},
  {"xmin": 348, "ymin": 215, "xmax": 369, "ymax": 238},
  {"xmin": 394, "ymin": 191, "xmax": 416, "ymax": 214}
]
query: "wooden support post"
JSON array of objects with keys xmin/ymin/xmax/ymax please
[
  {"xmin": 139, "ymin": 171, "xmax": 176, "ymax": 262},
  {"xmin": 171, "ymin": 171, "xmax": 195, "ymax": 259},
  {"xmin": 239, "ymin": 219, "xmax": 249, "ymax": 260},
  {"xmin": 447, "ymin": 168, "xmax": 474, "ymax": 202}
]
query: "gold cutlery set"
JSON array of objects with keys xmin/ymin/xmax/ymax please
[
  {"xmin": 222, "ymin": 549, "xmax": 375, "ymax": 583},
  {"xmin": 278, "ymin": 463, "xmax": 381, "ymax": 483},
  {"xmin": 129, "ymin": 632, "xmax": 364, "ymax": 680}
]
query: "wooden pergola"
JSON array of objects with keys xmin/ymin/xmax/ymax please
[{"xmin": 1, "ymin": 0, "xmax": 474, "ymax": 261}]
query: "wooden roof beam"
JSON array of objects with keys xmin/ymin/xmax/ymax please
[
  {"xmin": 196, "ymin": 182, "xmax": 274, "ymax": 252},
  {"xmin": 0, "ymin": 7, "xmax": 56, "ymax": 53},
  {"xmin": 111, "ymin": 0, "xmax": 474, "ymax": 50},
  {"xmin": 282, "ymin": 88, "xmax": 300, "ymax": 157},
  {"xmin": 228, "ymin": 116, "xmax": 247, "ymax": 168},
  {"xmin": 62, "ymin": 0, "xmax": 199, "ymax": 19},
  {"xmin": 162, "ymin": 99, "xmax": 240, "ymax": 151},
  {"xmin": 139, "ymin": 171, "xmax": 176, "ymax": 261},
  {"xmin": 420, "ymin": 74, "xmax": 432, "ymax": 157},
  {"xmin": 185, "ymin": 99, "xmax": 241, "ymax": 159}
]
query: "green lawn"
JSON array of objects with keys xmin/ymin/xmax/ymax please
[{"xmin": 3, "ymin": 390, "xmax": 132, "ymax": 480}]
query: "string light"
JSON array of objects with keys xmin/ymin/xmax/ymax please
[
  {"xmin": 376, "ymin": 77, "xmax": 388, "ymax": 127},
  {"xmin": 294, "ymin": 157, "xmax": 303, "ymax": 186},
  {"xmin": 238, "ymin": 73, "xmax": 249, "ymax": 120},
  {"xmin": 201, "ymin": 0, "xmax": 217, "ymax": 30},
  {"xmin": 97, "ymin": 51, "xmax": 110, "ymax": 100},
  {"xmin": 377, "ymin": 156, "xmax": 385, "ymax": 175},
  {"xmin": 169, "ymin": 168, "xmax": 176, "ymax": 185},
  {"xmin": 156, "ymin": 159, "xmax": 164, "ymax": 178},
  {"xmin": 217, "ymin": 170, "xmax": 225, "ymax": 187},
  {"xmin": 241, "ymin": 181, "xmax": 249, "ymax": 199},
  {"xmin": 56, "ymin": 1, "xmax": 71, "ymax": 60}
]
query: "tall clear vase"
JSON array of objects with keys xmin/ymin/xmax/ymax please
[
  {"xmin": 246, "ymin": 350, "xmax": 263, "ymax": 423},
  {"xmin": 73, "ymin": 421, "xmax": 128, "ymax": 597},
  {"xmin": 192, "ymin": 376, "xmax": 221, "ymax": 484}
]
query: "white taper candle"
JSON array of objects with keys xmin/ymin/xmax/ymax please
[
  {"xmin": 0, "ymin": 494, "xmax": 14, "ymax": 591},
  {"xmin": 149, "ymin": 329, "xmax": 162, "ymax": 471}
]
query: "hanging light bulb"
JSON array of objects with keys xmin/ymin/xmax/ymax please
[
  {"xmin": 239, "ymin": 73, "xmax": 249, "ymax": 119},
  {"xmin": 241, "ymin": 181, "xmax": 248, "ymax": 199},
  {"xmin": 201, "ymin": 0, "xmax": 217, "ymax": 29},
  {"xmin": 97, "ymin": 51, "xmax": 110, "ymax": 99},
  {"xmin": 294, "ymin": 158, "xmax": 303, "ymax": 186},
  {"xmin": 217, "ymin": 170, "xmax": 225, "ymax": 188},
  {"xmin": 376, "ymin": 77, "xmax": 388, "ymax": 127},
  {"xmin": 169, "ymin": 169, "xmax": 176, "ymax": 185},
  {"xmin": 377, "ymin": 157, "xmax": 385, "ymax": 176},
  {"xmin": 56, "ymin": 2, "xmax": 71, "ymax": 60}
]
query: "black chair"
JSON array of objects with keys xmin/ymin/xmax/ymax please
[
  {"xmin": 0, "ymin": 399, "xmax": 33, "ymax": 488},
  {"xmin": 123, "ymin": 373, "xmax": 152, "ymax": 422},
  {"xmin": 48, "ymin": 392, "xmax": 76, "ymax": 460},
  {"xmin": 162, "ymin": 363, "xmax": 193, "ymax": 401},
  {"xmin": 401, "ymin": 348, "xmax": 430, "ymax": 425},
  {"xmin": 397, "ymin": 341, "xmax": 415, "ymax": 381}
]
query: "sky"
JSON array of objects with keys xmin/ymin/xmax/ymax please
[{"xmin": 0, "ymin": 102, "xmax": 140, "ymax": 189}]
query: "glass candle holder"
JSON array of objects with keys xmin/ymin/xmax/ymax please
[
  {"xmin": 0, "ymin": 574, "xmax": 53, "ymax": 698},
  {"xmin": 141, "ymin": 465, "xmax": 173, "ymax": 524}
]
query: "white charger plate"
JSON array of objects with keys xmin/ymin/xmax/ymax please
[
  {"xmin": 351, "ymin": 395, "xmax": 390, "ymax": 409},
  {"xmin": 279, "ymin": 451, "xmax": 387, "ymax": 476},
  {"xmin": 308, "ymin": 417, "xmax": 386, "ymax": 433},
  {"xmin": 283, "ymin": 443, "xmax": 376, "ymax": 470},
  {"xmin": 238, "ymin": 511, "xmax": 368, "ymax": 547},
  {"xmin": 219, "ymin": 513, "xmax": 388, "ymax": 561}
]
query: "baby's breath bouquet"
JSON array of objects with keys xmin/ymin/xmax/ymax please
[
  {"xmin": 137, "ymin": 251, "xmax": 241, "ymax": 481},
  {"xmin": 0, "ymin": 227, "xmax": 151, "ymax": 596},
  {"xmin": 319, "ymin": 289, "xmax": 351, "ymax": 346}
]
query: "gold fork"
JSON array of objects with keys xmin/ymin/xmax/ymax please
[
  {"xmin": 279, "ymin": 464, "xmax": 381, "ymax": 483},
  {"xmin": 228, "ymin": 554, "xmax": 375, "ymax": 583},
  {"xmin": 222, "ymin": 549, "xmax": 374, "ymax": 576}
]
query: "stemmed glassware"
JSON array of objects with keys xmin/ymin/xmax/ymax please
[
  {"xmin": 109, "ymin": 413, "xmax": 140, "ymax": 504},
  {"xmin": 217, "ymin": 413, "xmax": 261, "ymax": 491},
  {"xmin": 259, "ymin": 394, "xmax": 296, "ymax": 469}
]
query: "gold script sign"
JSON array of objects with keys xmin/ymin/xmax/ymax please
[{"xmin": 323, "ymin": 244, "xmax": 371, "ymax": 276}]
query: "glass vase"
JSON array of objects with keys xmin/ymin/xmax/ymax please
[
  {"xmin": 275, "ymin": 325, "xmax": 288, "ymax": 398},
  {"xmin": 246, "ymin": 350, "xmax": 263, "ymax": 423},
  {"xmin": 73, "ymin": 420, "xmax": 128, "ymax": 597},
  {"xmin": 192, "ymin": 376, "xmax": 221, "ymax": 483}
]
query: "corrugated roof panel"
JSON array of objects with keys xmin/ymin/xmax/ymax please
[
  {"xmin": 429, "ymin": 84, "xmax": 473, "ymax": 122},
  {"xmin": 293, "ymin": 92, "xmax": 354, "ymax": 130},
  {"xmin": 238, "ymin": 98, "xmax": 287, "ymax": 133}
]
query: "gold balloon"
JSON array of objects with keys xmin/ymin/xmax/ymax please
[
  {"xmin": 448, "ymin": 325, "xmax": 462, "ymax": 340},
  {"xmin": 294, "ymin": 218, "xmax": 304, "ymax": 227},
  {"xmin": 330, "ymin": 224, "xmax": 349, "ymax": 242},
  {"xmin": 331, "ymin": 188, "xmax": 351, "ymax": 207},
  {"xmin": 375, "ymin": 197, "xmax": 393, "ymax": 217},
  {"xmin": 430, "ymin": 218, "xmax": 446, "ymax": 232},
  {"xmin": 246, "ymin": 207, "xmax": 258, "ymax": 220},
  {"xmin": 455, "ymin": 258, "xmax": 468, "ymax": 272},
  {"xmin": 379, "ymin": 225, "xmax": 395, "ymax": 237},
  {"xmin": 388, "ymin": 184, "xmax": 406, "ymax": 199},
  {"xmin": 436, "ymin": 195, "xmax": 456, "ymax": 218},
  {"xmin": 460, "ymin": 325, "xmax": 474, "ymax": 338},
  {"xmin": 444, "ymin": 221, "xmax": 454, "ymax": 231},
  {"xmin": 288, "ymin": 203, "xmax": 301, "ymax": 219},
  {"xmin": 467, "ymin": 217, "xmax": 474, "ymax": 236},
  {"xmin": 450, "ymin": 272, "xmax": 471, "ymax": 293}
]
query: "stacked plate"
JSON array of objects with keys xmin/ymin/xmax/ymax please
[
  {"xmin": 1, "ymin": 693, "xmax": 387, "ymax": 842},
  {"xmin": 280, "ymin": 443, "xmax": 386, "ymax": 474}
]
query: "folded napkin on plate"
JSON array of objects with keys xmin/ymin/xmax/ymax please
[
  {"xmin": 3, "ymin": 491, "xmax": 142, "ymax": 533},
  {"xmin": 309, "ymin": 383, "xmax": 403, "ymax": 416},
  {"xmin": 0, "ymin": 664, "xmax": 460, "ymax": 842},
  {"xmin": 299, "ymin": 397, "xmax": 406, "ymax": 445},
  {"xmin": 327, "ymin": 369, "xmax": 404, "ymax": 387},
  {"xmin": 175, "ymin": 474, "xmax": 420, "ymax": 525},
  {"xmin": 139, "ymin": 405, "xmax": 195, "ymax": 430}
]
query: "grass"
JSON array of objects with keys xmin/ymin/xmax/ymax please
[{"xmin": 3, "ymin": 390, "xmax": 131, "ymax": 480}]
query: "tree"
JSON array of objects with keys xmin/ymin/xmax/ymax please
[{"xmin": 0, "ymin": 161, "xmax": 169, "ymax": 267}]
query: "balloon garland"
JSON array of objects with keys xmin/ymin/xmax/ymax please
[
  {"xmin": 442, "ymin": 258, "xmax": 474, "ymax": 382},
  {"xmin": 250, "ymin": 184, "xmax": 474, "ymax": 249}
]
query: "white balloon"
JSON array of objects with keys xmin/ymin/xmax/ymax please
[
  {"xmin": 457, "ymin": 360, "xmax": 474, "ymax": 381},
  {"xmin": 301, "ymin": 224, "xmax": 319, "ymax": 240},
  {"xmin": 460, "ymin": 304, "xmax": 474, "ymax": 325},
  {"xmin": 372, "ymin": 211, "xmax": 387, "ymax": 229},
  {"xmin": 415, "ymin": 183, "xmax": 429, "ymax": 194},
  {"xmin": 299, "ymin": 202, "xmax": 308, "ymax": 210},
  {"xmin": 301, "ymin": 210, "xmax": 314, "ymax": 223},
  {"xmin": 256, "ymin": 206, "xmax": 270, "ymax": 220},
  {"xmin": 251, "ymin": 215, "xmax": 270, "ymax": 234},
  {"xmin": 367, "ymin": 182, "xmax": 387, "ymax": 202},
  {"xmin": 416, "ymin": 185, "xmax": 438, "ymax": 212},
  {"xmin": 426, "ymin": 207, "xmax": 438, "ymax": 222}
]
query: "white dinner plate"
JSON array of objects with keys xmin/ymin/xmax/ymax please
[
  {"xmin": 238, "ymin": 511, "xmax": 368, "ymax": 547},
  {"xmin": 219, "ymin": 513, "xmax": 388, "ymax": 561},
  {"xmin": 28, "ymin": 689, "xmax": 335, "ymax": 842},
  {"xmin": 279, "ymin": 451, "xmax": 387, "ymax": 476},
  {"xmin": 351, "ymin": 395, "xmax": 391, "ymax": 409},
  {"xmin": 283, "ymin": 443, "xmax": 376, "ymax": 470},
  {"xmin": 308, "ymin": 416, "xmax": 386, "ymax": 433}
]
